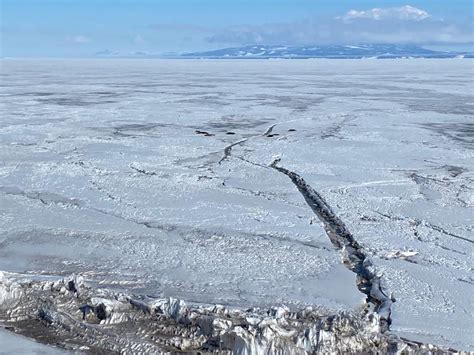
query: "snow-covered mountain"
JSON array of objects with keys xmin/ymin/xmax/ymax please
[{"xmin": 181, "ymin": 44, "xmax": 470, "ymax": 59}]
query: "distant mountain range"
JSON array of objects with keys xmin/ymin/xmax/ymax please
[
  {"xmin": 94, "ymin": 44, "xmax": 473, "ymax": 59},
  {"xmin": 180, "ymin": 44, "xmax": 472, "ymax": 59}
]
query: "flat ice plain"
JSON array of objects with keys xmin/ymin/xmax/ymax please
[{"xmin": 0, "ymin": 59, "xmax": 473, "ymax": 352}]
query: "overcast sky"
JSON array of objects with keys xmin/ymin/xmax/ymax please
[{"xmin": 1, "ymin": 0, "xmax": 473, "ymax": 57}]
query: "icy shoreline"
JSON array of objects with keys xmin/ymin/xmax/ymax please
[{"xmin": 0, "ymin": 272, "xmax": 456, "ymax": 354}]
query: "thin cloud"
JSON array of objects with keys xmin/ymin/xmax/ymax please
[
  {"xmin": 133, "ymin": 35, "xmax": 146, "ymax": 45},
  {"xmin": 70, "ymin": 35, "xmax": 92, "ymax": 44},
  {"xmin": 151, "ymin": 23, "xmax": 210, "ymax": 33},
  {"xmin": 338, "ymin": 5, "xmax": 430, "ymax": 23},
  {"xmin": 203, "ymin": 5, "xmax": 472, "ymax": 46}
]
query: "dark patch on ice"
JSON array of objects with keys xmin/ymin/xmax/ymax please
[
  {"xmin": 108, "ymin": 122, "xmax": 198, "ymax": 138},
  {"xmin": 23, "ymin": 92, "xmax": 56, "ymax": 97},
  {"xmin": 114, "ymin": 123, "xmax": 159, "ymax": 131},
  {"xmin": 316, "ymin": 82, "xmax": 473, "ymax": 115},
  {"xmin": 67, "ymin": 280, "xmax": 78, "ymax": 294},
  {"xmin": 320, "ymin": 116, "xmax": 357, "ymax": 140},
  {"xmin": 205, "ymin": 115, "xmax": 271, "ymax": 132},
  {"xmin": 441, "ymin": 164, "xmax": 467, "ymax": 177},
  {"xmin": 404, "ymin": 97, "xmax": 473, "ymax": 116},
  {"xmin": 173, "ymin": 151, "xmax": 221, "ymax": 168},
  {"xmin": 95, "ymin": 304, "xmax": 108, "ymax": 320},
  {"xmin": 419, "ymin": 122, "xmax": 474, "ymax": 148},
  {"xmin": 112, "ymin": 123, "xmax": 161, "ymax": 138},
  {"xmin": 36, "ymin": 97, "xmax": 117, "ymax": 106},
  {"xmin": 174, "ymin": 97, "xmax": 231, "ymax": 106},
  {"xmin": 27, "ymin": 90, "xmax": 124, "ymax": 106},
  {"xmin": 247, "ymin": 94, "xmax": 324, "ymax": 111},
  {"xmin": 88, "ymin": 91, "xmax": 121, "ymax": 96},
  {"xmin": 321, "ymin": 126, "xmax": 344, "ymax": 139}
]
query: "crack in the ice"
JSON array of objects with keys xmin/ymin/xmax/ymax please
[
  {"xmin": 0, "ymin": 186, "xmax": 84, "ymax": 208},
  {"xmin": 228, "ymin": 184, "xmax": 304, "ymax": 209},
  {"xmin": 236, "ymin": 155, "xmax": 271, "ymax": 169},
  {"xmin": 457, "ymin": 278, "xmax": 474, "ymax": 285},
  {"xmin": 130, "ymin": 164, "xmax": 159, "ymax": 176},
  {"xmin": 425, "ymin": 222, "xmax": 473, "ymax": 244},
  {"xmin": 3, "ymin": 184, "xmax": 330, "ymax": 255},
  {"xmin": 218, "ymin": 123, "xmax": 279, "ymax": 165},
  {"xmin": 89, "ymin": 180, "xmax": 121, "ymax": 201},
  {"xmin": 270, "ymin": 157, "xmax": 393, "ymax": 331},
  {"xmin": 434, "ymin": 243, "xmax": 467, "ymax": 256},
  {"xmin": 256, "ymin": 233, "xmax": 331, "ymax": 252},
  {"xmin": 218, "ymin": 138, "xmax": 248, "ymax": 164},
  {"xmin": 375, "ymin": 211, "xmax": 473, "ymax": 245},
  {"xmin": 91, "ymin": 207, "xmax": 332, "ymax": 253}
]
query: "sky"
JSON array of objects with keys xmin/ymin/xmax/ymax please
[{"xmin": 1, "ymin": 0, "xmax": 473, "ymax": 57}]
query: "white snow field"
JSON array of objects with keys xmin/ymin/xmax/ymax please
[{"xmin": 0, "ymin": 59, "xmax": 472, "ymax": 353}]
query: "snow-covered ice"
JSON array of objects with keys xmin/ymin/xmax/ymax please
[
  {"xmin": 0, "ymin": 59, "xmax": 472, "ymax": 352},
  {"xmin": 0, "ymin": 328, "xmax": 66, "ymax": 354}
]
